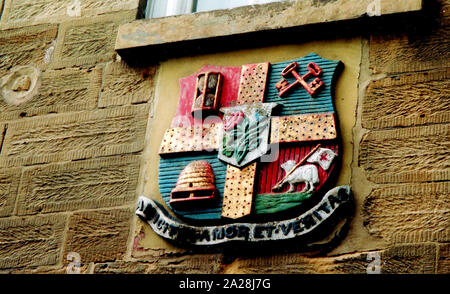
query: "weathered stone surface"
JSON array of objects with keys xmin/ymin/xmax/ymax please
[
  {"xmin": 99, "ymin": 62, "xmax": 156, "ymax": 108},
  {"xmin": 359, "ymin": 124, "xmax": 449, "ymax": 183},
  {"xmin": 94, "ymin": 255, "xmax": 224, "ymax": 274},
  {"xmin": 16, "ymin": 155, "xmax": 140, "ymax": 215},
  {"xmin": 94, "ymin": 261, "xmax": 148, "ymax": 274},
  {"xmin": 225, "ymin": 253, "xmax": 336, "ymax": 274},
  {"xmin": 380, "ymin": 244, "xmax": 437, "ymax": 274},
  {"xmin": 12, "ymin": 264, "xmax": 91, "ymax": 274},
  {"xmin": 0, "ymin": 67, "xmax": 102, "ymax": 120},
  {"xmin": 370, "ymin": 2, "xmax": 450, "ymax": 74},
  {"xmin": 52, "ymin": 11, "xmax": 137, "ymax": 68},
  {"xmin": 224, "ymin": 253, "xmax": 337, "ymax": 274},
  {"xmin": 148, "ymin": 254, "xmax": 224, "ymax": 274},
  {"xmin": 333, "ymin": 244, "xmax": 437, "ymax": 274},
  {"xmin": 0, "ymin": 167, "xmax": 20, "ymax": 217},
  {"xmin": 116, "ymin": 0, "xmax": 422, "ymax": 51},
  {"xmin": 0, "ymin": 24, "xmax": 58, "ymax": 76},
  {"xmin": 0, "ymin": 0, "xmax": 139, "ymax": 28},
  {"xmin": 0, "ymin": 214, "xmax": 66, "ymax": 269},
  {"xmin": 0, "ymin": 104, "xmax": 149, "ymax": 167},
  {"xmin": 226, "ymin": 244, "xmax": 436, "ymax": 274},
  {"xmin": 63, "ymin": 208, "xmax": 133, "ymax": 263},
  {"xmin": 437, "ymin": 243, "xmax": 450, "ymax": 274},
  {"xmin": 0, "ymin": 65, "xmax": 41, "ymax": 107},
  {"xmin": 363, "ymin": 69, "xmax": 450, "ymax": 129},
  {"xmin": 363, "ymin": 182, "xmax": 449, "ymax": 244}
]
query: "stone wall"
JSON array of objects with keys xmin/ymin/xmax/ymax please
[
  {"xmin": 0, "ymin": 0, "xmax": 448, "ymax": 274},
  {"xmin": 0, "ymin": 0, "xmax": 155, "ymax": 273},
  {"xmin": 356, "ymin": 0, "xmax": 449, "ymax": 274}
]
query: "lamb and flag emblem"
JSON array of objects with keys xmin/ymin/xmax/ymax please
[
  {"xmin": 307, "ymin": 147, "xmax": 337, "ymax": 171},
  {"xmin": 136, "ymin": 54, "xmax": 353, "ymax": 248}
]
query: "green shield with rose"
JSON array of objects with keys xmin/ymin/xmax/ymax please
[{"xmin": 218, "ymin": 102, "xmax": 277, "ymax": 168}]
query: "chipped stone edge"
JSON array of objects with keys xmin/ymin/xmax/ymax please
[{"xmin": 115, "ymin": 0, "xmax": 423, "ymax": 51}]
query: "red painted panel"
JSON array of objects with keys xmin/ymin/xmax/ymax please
[
  {"xmin": 171, "ymin": 65, "xmax": 242, "ymax": 128},
  {"xmin": 256, "ymin": 142, "xmax": 339, "ymax": 194}
]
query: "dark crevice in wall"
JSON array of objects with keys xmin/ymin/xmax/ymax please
[
  {"xmin": 137, "ymin": 0, "xmax": 149, "ymax": 19},
  {"xmin": 0, "ymin": 124, "xmax": 7, "ymax": 155},
  {"xmin": 0, "ymin": 0, "xmax": 5, "ymax": 21}
]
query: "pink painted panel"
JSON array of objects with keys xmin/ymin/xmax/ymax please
[{"xmin": 171, "ymin": 65, "xmax": 242, "ymax": 128}]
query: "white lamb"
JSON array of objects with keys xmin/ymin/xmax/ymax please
[{"xmin": 279, "ymin": 160, "xmax": 319, "ymax": 193}]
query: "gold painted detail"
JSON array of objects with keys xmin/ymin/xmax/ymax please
[
  {"xmin": 172, "ymin": 161, "xmax": 216, "ymax": 192},
  {"xmin": 237, "ymin": 63, "xmax": 269, "ymax": 104},
  {"xmin": 222, "ymin": 163, "xmax": 257, "ymax": 219},
  {"xmin": 170, "ymin": 161, "xmax": 218, "ymax": 208},
  {"xmin": 270, "ymin": 113, "xmax": 337, "ymax": 143},
  {"xmin": 159, "ymin": 124, "xmax": 222, "ymax": 154}
]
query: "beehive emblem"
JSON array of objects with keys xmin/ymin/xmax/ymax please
[{"xmin": 170, "ymin": 161, "xmax": 218, "ymax": 208}]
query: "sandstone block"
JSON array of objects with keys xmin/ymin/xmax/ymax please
[
  {"xmin": 0, "ymin": 0, "xmax": 139, "ymax": 28},
  {"xmin": 94, "ymin": 256, "xmax": 224, "ymax": 274},
  {"xmin": 363, "ymin": 182, "xmax": 449, "ymax": 244},
  {"xmin": 228, "ymin": 244, "xmax": 437, "ymax": 274},
  {"xmin": 0, "ymin": 214, "xmax": 66, "ymax": 269},
  {"xmin": 226, "ymin": 253, "xmax": 329, "ymax": 274},
  {"xmin": 146, "ymin": 254, "xmax": 224, "ymax": 274},
  {"xmin": 12, "ymin": 264, "xmax": 91, "ymax": 274},
  {"xmin": 359, "ymin": 124, "xmax": 449, "ymax": 183},
  {"xmin": 63, "ymin": 208, "xmax": 133, "ymax": 263},
  {"xmin": 332, "ymin": 245, "xmax": 436, "ymax": 274},
  {"xmin": 370, "ymin": 18, "xmax": 450, "ymax": 73},
  {"xmin": 225, "ymin": 251, "xmax": 363, "ymax": 274},
  {"xmin": 0, "ymin": 67, "xmax": 102, "ymax": 120},
  {"xmin": 0, "ymin": 104, "xmax": 149, "ymax": 167},
  {"xmin": 0, "ymin": 24, "xmax": 58, "ymax": 76},
  {"xmin": 52, "ymin": 11, "xmax": 137, "ymax": 68},
  {"xmin": 16, "ymin": 155, "xmax": 140, "ymax": 215},
  {"xmin": 363, "ymin": 69, "xmax": 450, "ymax": 129},
  {"xmin": 94, "ymin": 261, "xmax": 149, "ymax": 274},
  {"xmin": 99, "ymin": 62, "xmax": 156, "ymax": 107},
  {"xmin": 333, "ymin": 247, "xmax": 436, "ymax": 274},
  {"xmin": 0, "ymin": 167, "xmax": 20, "ymax": 217},
  {"xmin": 437, "ymin": 243, "xmax": 450, "ymax": 274},
  {"xmin": 380, "ymin": 244, "xmax": 436, "ymax": 274}
]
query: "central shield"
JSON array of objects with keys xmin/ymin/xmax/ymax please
[{"xmin": 137, "ymin": 53, "xmax": 352, "ymax": 248}]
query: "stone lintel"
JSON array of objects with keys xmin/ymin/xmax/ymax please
[{"xmin": 115, "ymin": 0, "xmax": 423, "ymax": 61}]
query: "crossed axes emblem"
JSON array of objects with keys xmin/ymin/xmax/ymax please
[{"xmin": 275, "ymin": 62, "xmax": 324, "ymax": 97}]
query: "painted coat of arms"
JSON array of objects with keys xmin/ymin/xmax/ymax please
[{"xmin": 137, "ymin": 54, "xmax": 353, "ymax": 248}]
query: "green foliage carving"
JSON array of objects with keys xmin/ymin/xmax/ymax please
[{"xmin": 222, "ymin": 114, "xmax": 269, "ymax": 164}]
